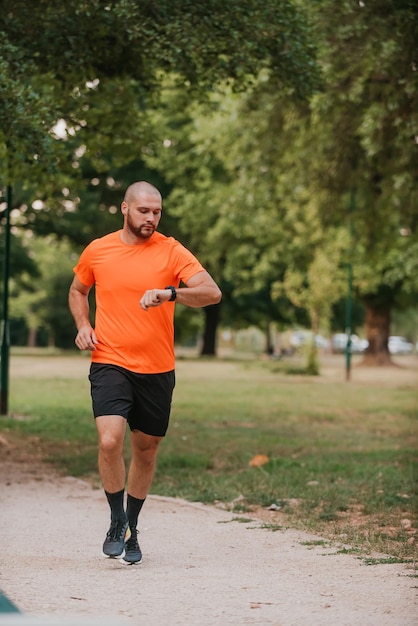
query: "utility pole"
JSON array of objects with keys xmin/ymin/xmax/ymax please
[{"xmin": 0, "ymin": 184, "xmax": 11, "ymax": 414}]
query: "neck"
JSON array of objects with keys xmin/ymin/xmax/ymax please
[{"xmin": 120, "ymin": 229, "xmax": 153, "ymax": 246}]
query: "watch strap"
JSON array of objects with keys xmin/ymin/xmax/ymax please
[{"xmin": 165, "ymin": 285, "xmax": 177, "ymax": 301}]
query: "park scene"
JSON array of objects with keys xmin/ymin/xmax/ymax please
[{"xmin": 0, "ymin": 1, "xmax": 417, "ymax": 625}]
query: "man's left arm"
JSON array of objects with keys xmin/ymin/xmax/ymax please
[
  {"xmin": 175, "ymin": 271, "xmax": 222, "ymax": 308},
  {"xmin": 139, "ymin": 271, "xmax": 222, "ymax": 311}
]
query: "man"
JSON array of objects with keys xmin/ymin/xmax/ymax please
[{"xmin": 68, "ymin": 181, "xmax": 222, "ymax": 564}]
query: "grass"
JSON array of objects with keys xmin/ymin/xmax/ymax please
[{"xmin": 2, "ymin": 350, "xmax": 417, "ymax": 562}]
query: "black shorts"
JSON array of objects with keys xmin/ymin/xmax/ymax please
[{"xmin": 88, "ymin": 363, "xmax": 175, "ymax": 437}]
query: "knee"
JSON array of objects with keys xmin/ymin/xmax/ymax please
[
  {"xmin": 138, "ymin": 445, "xmax": 159, "ymax": 467},
  {"xmin": 99, "ymin": 433, "xmax": 123, "ymax": 457},
  {"xmin": 133, "ymin": 442, "xmax": 160, "ymax": 470}
]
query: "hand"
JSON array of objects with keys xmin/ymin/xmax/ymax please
[
  {"xmin": 139, "ymin": 288, "xmax": 171, "ymax": 311},
  {"xmin": 75, "ymin": 325, "xmax": 98, "ymax": 351}
]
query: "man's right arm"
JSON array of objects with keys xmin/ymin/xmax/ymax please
[{"xmin": 68, "ymin": 276, "xmax": 98, "ymax": 351}]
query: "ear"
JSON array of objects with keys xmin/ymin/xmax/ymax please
[{"xmin": 121, "ymin": 202, "xmax": 128, "ymax": 215}]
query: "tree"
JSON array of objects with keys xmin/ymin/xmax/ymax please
[
  {"xmin": 298, "ymin": 0, "xmax": 418, "ymax": 365},
  {"xmin": 1, "ymin": 1, "xmax": 321, "ymax": 357},
  {"xmin": 141, "ymin": 81, "xmax": 314, "ymax": 355},
  {"xmin": 2, "ymin": 0, "xmax": 320, "ymax": 95},
  {"xmin": 8, "ymin": 235, "xmax": 76, "ymax": 348},
  {"xmin": 164, "ymin": 0, "xmax": 418, "ymax": 366},
  {"xmin": 1, "ymin": 0, "xmax": 321, "ymax": 196},
  {"xmin": 275, "ymin": 230, "xmax": 348, "ymax": 373}
]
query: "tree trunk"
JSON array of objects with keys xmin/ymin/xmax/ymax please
[
  {"xmin": 48, "ymin": 330, "xmax": 56, "ymax": 348},
  {"xmin": 200, "ymin": 304, "xmax": 220, "ymax": 356},
  {"xmin": 265, "ymin": 320, "xmax": 274, "ymax": 355},
  {"xmin": 27, "ymin": 327, "xmax": 37, "ymax": 348},
  {"xmin": 361, "ymin": 303, "xmax": 392, "ymax": 366}
]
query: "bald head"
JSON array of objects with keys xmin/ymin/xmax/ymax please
[
  {"xmin": 121, "ymin": 181, "xmax": 163, "ymax": 244},
  {"xmin": 124, "ymin": 181, "xmax": 162, "ymax": 205}
]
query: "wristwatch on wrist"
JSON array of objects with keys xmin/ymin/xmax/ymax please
[{"xmin": 165, "ymin": 285, "xmax": 177, "ymax": 301}]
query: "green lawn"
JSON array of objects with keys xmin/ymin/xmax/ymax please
[{"xmin": 2, "ymin": 351, "xmax": 417, "ymax": 561}]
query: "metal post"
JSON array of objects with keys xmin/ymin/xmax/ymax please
[
  {"xmin": 345, "ymin": 188, "xmax": 355, "ymax": 382},
  {"xmin": 0, "ymin": 184, "xmax": 11, "ymax": 414},
  {"xmin": 345, "ymin": 262, "xmax": 353, "ymax": 381}
]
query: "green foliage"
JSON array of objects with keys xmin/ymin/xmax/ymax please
[
  {"xmin": 144, "ymin": 0, "xmax": 418, "ymax": 355},
  {"xmin": 0, "ymin": 39, "xmax": 65, "ymax": 184},
  {"xmin": 1, "ymin": 0, "xmax": 416, "ymax": 356},
  {"xmin": 0, "ymin": 0, "xmax": 320, "ymax": 194},
  {"xmin": 0, "ymin": 231, "xmax": 39, "ymax": 287},
  {"xmin": 303, "ymin": 0, "xmax": 418, "ymax": 306},
  {"xmin": 5, "ymin": 235, "xmax": 77, "ymax": 347},
  {"xmin": 0, "ymin": 0, "xmax": 321, "ymax": 353},
  {"xmin": 1, "ymin": 0, "xmax": 320, "ymax": 97}
]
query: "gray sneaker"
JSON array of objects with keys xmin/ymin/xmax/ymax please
[
  {"xmin": 102, "ymin": 517, "xmax": 129, "ymax": 558},
  {"xmin": 123, "ymin": 528, "xmax": 142, "ymax": 564}
]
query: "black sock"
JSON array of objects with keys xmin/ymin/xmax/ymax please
[
  {"xmin": 105, "ymin": 489, "xmax": 126, "ymax": 521},
  {"xmin": 127, "ymin": 494, "xmax": 145, "ymax": 531}
]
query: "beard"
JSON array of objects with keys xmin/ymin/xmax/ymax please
[{"xmin": 126, "ymin": 210, "xmax": 155, "ymax": 240}]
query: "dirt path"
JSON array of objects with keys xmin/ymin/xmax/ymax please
[
  {"xmin": 1, "ymin": 353, "xmax": 418, "ymax": 625},
  {"xmin": 0, "ymin": 454, "xmax": 417, "ymax": 626}
]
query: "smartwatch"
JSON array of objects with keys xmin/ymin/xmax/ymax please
[{"xmin": 165, "ymin": 285, "xmax": 177, "ymax": 301}]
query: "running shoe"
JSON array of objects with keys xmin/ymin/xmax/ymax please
[
  {"xmin": 102, "ymin": 517, "xmax": 130, "ymax": 558},
  {"xmin": 122, "ymin": 528, "xmax": 142, "ymax": 564}
]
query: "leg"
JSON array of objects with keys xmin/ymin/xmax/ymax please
[
  {"xmin": 122, "ymin": 371, "xmax": 172, "ymax": 564},
  {"xmin": 96, "ymin": 414, "xmax": 127, "ymax": 493},
  {"xmin": 96, "ymin": 415, "xmax": 130, "ymax": 558},
  {"xmin": 127, "ymin": 429, "xmax": 163, "ymax": 499},
  {"xmin": 121, "ymin": 431, "xmax": 162, "ymax": 565}
]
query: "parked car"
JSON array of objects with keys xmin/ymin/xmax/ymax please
[
  {"xmin": 388, "ymin": 336, "xmax": 414, "ymax": 355},
  {"xmin": 332, "ymin": 333, "xmax": 368, "ymax": 354},
  {"xmin": 289, "ymin": 330, "xmax": 329, "ymax": 351}
]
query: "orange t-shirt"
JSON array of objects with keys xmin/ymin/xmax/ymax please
[{"xmin": 73, "ymin": 230, "xmax": 205, "ymax": 373}]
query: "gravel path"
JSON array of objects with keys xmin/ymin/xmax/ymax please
[{"xmin": 0, "ymin": 458, "xmax": 416, "ymax": 626}]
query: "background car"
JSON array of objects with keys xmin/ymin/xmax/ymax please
[
  {"xmin": 388, "ymin": 336, "xmax": 414, "ymax": 355},
  {"xmin": 289, "ymin": 330, "xmax": 329, "ymax": 352},
  {"xmin": 331, "ymin": 333, "xmax": 368, "ymax": 354}
]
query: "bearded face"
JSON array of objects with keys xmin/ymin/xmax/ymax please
[{"xmin": 125, "ymin": 207, "xmax": 156, "ymax": 240}]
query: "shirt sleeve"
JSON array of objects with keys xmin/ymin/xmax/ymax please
[
  {"xmin": 171, "ymin": 240, "xmax": 205, "ymax": 285},
  {"xmin": 72, "ymin": 242, "xmax": 95, "ymax": 287}
]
